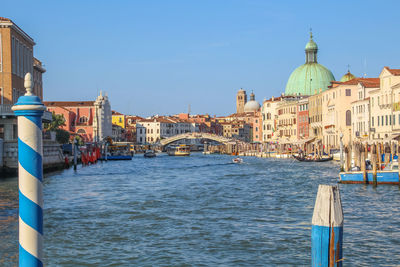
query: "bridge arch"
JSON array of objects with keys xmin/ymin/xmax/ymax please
[{"xmin": 160, "ymin": 133, "xmax": 235, "ymax": 147}]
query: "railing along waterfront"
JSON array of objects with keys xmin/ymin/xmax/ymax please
[{"xmin": 0, "ymin": 104, "xmax": 13, "ymax": 116}]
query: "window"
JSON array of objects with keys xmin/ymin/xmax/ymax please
[
  {"xmin": 346, "ymin": 89, "xmax": 351, "ymax": 96},
  {"xmin": 394, "ymin": 115, "xmax": 396, "ymax": 125},
  {"xmin": 77, "ymin": 129, "xmax": 86, "ymax": 134},
  {"xmin": 386, "ymin": 115, "xmax": 388, "ymax": 126},
  {"xmin": 346, "ymin": 110, "xmax": 351, "ymax": 126},
  {"xmin": 378, "ymin": 116, "xmax": 380, "ymax": 126},
  {"xmin": 79, "ymin": 116, "xmax": 88, "ymax": 123},
  {"xmin": 372, "ymin": 98, "xmax": 374, "ymax": 107},
  {"xmin": 372, "ymin": 117, "xmax": 374, "ymax": 127}
]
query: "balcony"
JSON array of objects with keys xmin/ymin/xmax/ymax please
[{"xmin": 0, "ymin": 105, "xmax": 13, "ymax": 116}]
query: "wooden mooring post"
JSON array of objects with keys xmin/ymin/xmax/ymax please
[
  {"xmin": 312, "ymin": 185, "xmax": 343, "ymax": 266},
  {"xmin": 377, "ymin": 142, "xmax": 382, "ymax": 170},
  {"xmin": 361, "ymin": 144, "xmax": 367, "ymax": 183},
  {"xmin": 372, "ymin": 143, "xmax": 377, "ymax": 186}
]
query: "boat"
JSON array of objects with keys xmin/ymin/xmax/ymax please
[
  {"xmin": 232, "ymin": 157, "xmax": 243, "ymax": 164},
  {"xmin": 167, "ymin": 145, "xmax": 190, "ymax": 156},
  {"xmin": 144, "ymin": 150, "xmax": 156, "ymax": 158},
  {"xmin": 292, "ymin": 155, "xmax": 333, "ymax": 162},
  {"xmin": 99, "ymin": 143, "xmax": 132, "ymax": 160},
  {"xmin": 339, "ymin": 171, "xmax": 400, "ymax": 184},
  {"xmin": 339, "ymin": 159, "xmax": 399, "ymax": 184}
]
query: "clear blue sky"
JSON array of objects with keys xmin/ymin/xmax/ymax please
[{"xmin": 3, "ymin": 0, "xmax": 400, "ymax": 116}]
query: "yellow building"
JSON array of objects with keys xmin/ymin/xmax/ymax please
[{"xmin": 112, "ymin": 110, "xmax": 125, "ymax": 128}]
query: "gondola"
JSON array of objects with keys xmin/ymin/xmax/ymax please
[{"xmin": 292, "ymin": 155, "xmax": 333, "ymax": 162}]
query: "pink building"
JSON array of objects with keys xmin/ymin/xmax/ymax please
[{"xmin": 43, "ymin": 93, "xmax": 112, "ymax": 142}]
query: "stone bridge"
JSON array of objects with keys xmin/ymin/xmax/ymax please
[{"xmin": 160, "ymin": 132, "xmax": 235, "ymax": 147}]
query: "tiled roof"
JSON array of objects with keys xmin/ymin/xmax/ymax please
[
  {"xmin": 0, "ymin": 17, "xmax": 11, "ymax": 22},
  {"xmin": 112, "ymin": 110, "xmax": 124, "ymax": 115},
  {"xmin": 384, "ymin": 66, "xmax": 400, "ymax": 76},
  {"xmin": 44, "ymin": 101, "xmax": 95, "ymax": 107},
  {"xmin": 340, "ymin": 78, "xmax": 380, "ymax": 88}
]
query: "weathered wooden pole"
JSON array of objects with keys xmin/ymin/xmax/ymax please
[
  {"xmin": 344, "ymin": 146, "xmax": 349, "ymax": 172},
  {"xmin": 391, "ymin": 141, "xmax": 395, "ymax": 162},
  {"xmin": 372, "ymin": 143, "xmax": 377, "ymax": 186},
  {"xmin": 12, "ymin": 73, "xmax": 45, "ymax": 266},
  {"xmin": 377, "ymin": 143, "xmax": 382, "ymax": 170},
  {"xmin": 353, "ymin": 143, "xmax": 358, "ymax": 168},
  {"xmin": 105, "ymin": 143, "xmax": 108, "ymax": 161},
  {"xmin": 385, "ymin": 143, "xmax": 391, "ymax": 168},
  {"xmin": 347, "ymin": 144, "xmax": 352, "ymax": 171},
  {"xmin": 339, "ymin": 134, "xmax": 344, "ymax": 172},
  {"xmin": 73, "ymin": 138, "xmax": 78, "ymax": 170},
  {"xmin": 312, "ymin": 185, "xmax": 343, "ymax": 266},
  {"xmin": 361, "ymin": 144, "xmax": 367, "ymax": 183}
]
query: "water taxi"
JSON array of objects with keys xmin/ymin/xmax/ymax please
[{"xmin": 167, "ymin": 145, "xmax": 190, "ymax": 156}]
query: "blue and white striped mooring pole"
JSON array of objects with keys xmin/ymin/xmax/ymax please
[
  {"xmin": 312, "ymin": 185, "xmax": 344, "ymax": 266},
  {"xmin": 12, "ymin": 73, "xmax": 46, "ymax": 267}
]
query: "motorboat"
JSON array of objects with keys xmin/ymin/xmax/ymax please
[
  {"xmin": 232, "ymin": 157, "xmax": 243, "ymax": 164},
  {"xmin": 144, "ymin": 150, "xmax": 156, "ymax": 158},
  {"xmin": 167, "ymin": 145, "xmax": 190, "ymax": 156}
]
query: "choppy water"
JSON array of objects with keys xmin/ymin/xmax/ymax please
[{"xmin": 1, "ymin": 153, "xmax": 400, "ymax": 266}]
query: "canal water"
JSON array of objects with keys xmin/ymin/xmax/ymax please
[{"xmin": 1, "ymin": 153, "xmax": 400, "ymax": 266}]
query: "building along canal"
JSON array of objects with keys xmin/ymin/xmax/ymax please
[{"xmin": 1, "ymin": 153, "xmax": 400, "ymax": 266}]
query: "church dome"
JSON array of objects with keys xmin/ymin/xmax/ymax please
[
  {"xmin": 340, "ymin": 70, "xmax": 356, "ymax": 82},
  {"xmin": 305, "ymin": 38, "xmax": 318, "ymax": 50},
  {"xmin": 244, "ymin": 92, "xmax": 260, "ymax": 112},
  {"xmin": 285, "ymin": 32, "xmax": 335, "ymax": 96}
]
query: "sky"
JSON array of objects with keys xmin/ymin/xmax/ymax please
[{"xmin": 3, "ymin": 0, "xmax": 400, "ymax": 117}]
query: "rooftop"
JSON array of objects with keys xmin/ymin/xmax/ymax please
[
  {"xmin": 44, "ymin": 101, "xmax": 95, "ymax": 107},
  {"xmin": 384, "ymin": 66, "xmax": 400, "ymax": 76},
  {"xmin": 341, "ymin": 77, "xmax": 380, "ymax": 88}
]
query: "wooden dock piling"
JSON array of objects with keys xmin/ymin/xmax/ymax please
[
  {"xmin": 377, "ymin": 143, "xmax": 382, "ymax": 170},
  {"xmin": 372, "ymin": 143, "xmax": 377, "ymax": 186},
  {"xmin": 312, "ymin": 185, "xmax": 343, "ymax": 266},
  {"xmin": 361, "ymin": 144, "xmax": 367, "ymax": 183}
]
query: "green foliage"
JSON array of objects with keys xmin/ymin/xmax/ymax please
[
  {"xmin": 74, "ymin": 136, "xmax": 85, "ymax": 146},
  {"xmin": 55, "ymin": 129, "xmax": 70, "ymax": 144},
  {"xmin": 44, "ymin": 112, "xmax": 66, "ymax": 131}
]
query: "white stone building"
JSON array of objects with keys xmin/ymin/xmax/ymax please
[{"xmin": 261, "ymin": 96, "xmax": 280, "ymax": 142}]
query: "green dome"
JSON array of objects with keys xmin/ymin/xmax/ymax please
[
  {"xmin": 285, "ymin": 32, "xmax": 335, "ymax": 96},
  {"xmin": 340, "ymin": 71, "xmax": 356, "ymax": 82},
  {"xmin": 285, "ymin": 63, "xmax": 335, "ymax": 95},
  {"xmin": 305, "ymin": 39, "xmax": 318, "ymax": 50}
]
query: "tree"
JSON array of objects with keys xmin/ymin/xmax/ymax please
[
  {"xmin": 55, "ymin": 129, "xmax": 70, "ymax": 144},
  {"xmin": 44, "ymin": 112, "xmax": 66, "ymax": 131}
]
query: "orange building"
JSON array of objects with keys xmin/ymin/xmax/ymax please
[{"xmin": 0, "ymin": 17, "xmax": 46, "ymax": 141}]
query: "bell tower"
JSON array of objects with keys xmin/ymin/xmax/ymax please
[{"xmin": 236, "ymin": 88, "xmax": 247, "ymax": 114}]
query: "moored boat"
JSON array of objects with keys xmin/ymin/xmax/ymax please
[
  {"xmin": 99, "ymin": 143, "xmax": 132, "ymax": 160},
  {"xmin": 167, "ymin": 145, "xmax": 190, "ymax": 156},
  {"xmin": 339, "ymin": 171, "xmax": 400, "ymax": 184},
  {"xmin": 293, "ymin": 155, "xmax": 333, "ymax": 162}
]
